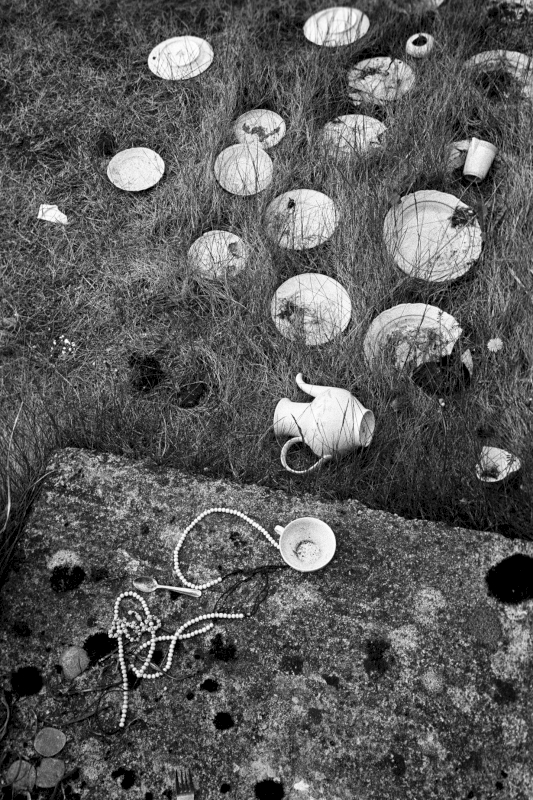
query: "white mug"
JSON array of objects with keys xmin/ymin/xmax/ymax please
[
  {"xmin": 274, "ymin": 517, "xmax": 336, "ymax": 572},
  {"xmin": 463, "ymin": 138, "xmax": 497, "ymax": 181},
  {"xmin": 406, "ymin": 33, "xmax": 435, "ymax": 58}
]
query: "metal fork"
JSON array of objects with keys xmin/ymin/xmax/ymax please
[{"xmin": 175, "ymin": 767, "xmax": 195, "ymax": 800}]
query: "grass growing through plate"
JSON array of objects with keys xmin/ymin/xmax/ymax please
[{"xmin": 1, "ymin": 0, "xmax": 533, "ymax": 583}]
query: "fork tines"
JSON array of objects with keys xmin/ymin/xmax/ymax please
[{"xmin": 175, "ymin": 767, "xmax": 194, "ymax": 798}]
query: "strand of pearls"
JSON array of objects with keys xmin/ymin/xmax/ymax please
[
  {"xmin": 173, "ymin": 507, "xmax": 280, "ymax": 590},
  {"xmin": 109, "ymin": 508, "xmax": 278, "ymax": 728}
]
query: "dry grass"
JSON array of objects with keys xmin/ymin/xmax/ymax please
[{"xmin": 1, "ymin": 0, "xmax": 533, "ymax": 584}]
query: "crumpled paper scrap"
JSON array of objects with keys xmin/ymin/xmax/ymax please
[{"xmin": 37, "ymin": 204, "xmax": 68, "ymax": 225}]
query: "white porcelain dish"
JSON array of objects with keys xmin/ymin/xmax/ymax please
[
  {"xmin": 322, "ymin": 114, "xmax": 387, "ymax": 155},
  {"xmin": 264, "ymin": 189, "xmax": 338, "ymax": 250},
  {"xmin": 233, "ymin": 109, "xmax": 286, "ymax": 149},
  {"xmin": 148, "ymin": 36, "xmax": 213, "ymax": 80},
  {"xmin": 464, "ymin": 50, "xmax": 533, "ymax": 100},
  {"xmin": 348, "ymin": 57, "xmax": 415, "ymax": 105},
  {"xmin": 187, "ymin": 230, "xmax": 248, "ymax": 279},
  {"xmin": 107, "ymin": 147, "xmax": 165, "ymax": 192},
  {"xmin": 214, "ymin": 144, "xmax": 273, "ymax": 196},
  {"xmin": 303, "ymin": 6, "xmax": 370, "ymax": 47},
  {"xmin": 271, "ymin": 273, "xmax": 351, "ymax": 345}
]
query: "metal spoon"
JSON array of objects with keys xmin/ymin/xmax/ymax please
[{"xmin": 133, "ymin": 576, "xmax": 202, "ymax": 598}]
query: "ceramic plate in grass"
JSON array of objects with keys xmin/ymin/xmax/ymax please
[
  {"xmin": 383, "ymin": 190, "xmax": 483, "ymax": 282},
  {"xmin": 148, "ymin": 36, "xmax": 214, "ymax": 81},
  {"xmin": 303, "ymin": 6, "xmax": 370, "ymax": 47},
  {"xmin": 348, "ymin": 57, "xmax": 415, "ymax": 105},
  {"xmin": 322, "ymin": 114, "xmax": 387, "ymax": 155},
  {"xmin": 264, "ymin": 189, "xmax": 338, "ymax": 250},
  {"xmin": 107, "ymin": 147, "xmax": 165, "ymax": 192},
  {"xmin": 271, "ymin": 273, "xmax": 351, "ymax": 346},
  {"xmin": 464, "ymin": 50, "xmax": 533, "ymax": 100}
]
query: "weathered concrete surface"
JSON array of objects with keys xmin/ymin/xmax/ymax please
[{"xmin": 1, "ymin": 447, "xmax": 533, "ymax": 800}]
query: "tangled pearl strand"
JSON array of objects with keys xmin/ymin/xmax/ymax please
[{"xmin": 109, "ymin": 508, "xmax": 279, "ymax": 728}]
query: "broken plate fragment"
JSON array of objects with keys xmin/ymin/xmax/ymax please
[
  {"xmin": 464, "ymin": 50, "xmax": 533, "ymax": 101},
  {"xmin": 475, "ymin": 446, "xmax": 521, "ymax": 482},
  {"xmin": 271, "ymin": 273, "xmax": 351, "ymax": 345},
  {"xmin": 363, "ymin": 303, "xmax": 465, "ymax": 372},
  {"xmin": 348, "ymin": 57, "xmax": 415, "ymax": 105},
  {"xmin": 148, "ymin": 36, "xmax": 213, "ymax": 80},
  {"xmin": 37, "ymin": 205, "xmax": 68, "ymax": 225},
  {"xmin": 322, "ymin": 114, "xmax": 387, "ymax": 155},
  {"xmin": 447, "ymin": 139, "xmax": 471, "ymax": 170},
  {"xmin": 383, "ymin": 190, "xmax": 483, "ymax": 282},
  {"xmin": 233, "ymin": 109, "xmax": 286, "ymax": 149},
  {"xmin": 303, "ymin": 6, "xmax": 370, "ymax": 47},
  {"xmin": 264, "ymin": 189, "xmax": 338, "ymax": 250},
  {"xmin": 187, "ymin": 230, "xmax": 248, "ymax": 279},
  {"xmin": 214, "ymin": 143, "xmax": 273, "ymax": 196},
  {"xmin": 107, "ymin": 147, "xmax": 165, "ymax": 192}
]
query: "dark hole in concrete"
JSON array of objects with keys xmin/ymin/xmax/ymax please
[
  {"xmin": 111, "ymin": 767, "xmax": 136, "ymax": 790},
  {"xmin": 214, "ymin": 712, "xmax": 234, "ymax": 730},
  {"xmin": 501, "ymin": 770, "xmax": 508, "ymax": 778},
  {"xmin": 279, "ymin": 653, "xmax": 303, "ymax": 674},
  {"xmin": 162, "ymin": 790, "xmax": 172, "ymax": 799},
  {"xmin": 129, "ymin": 353, "xmax": 165, "ymax": 392},
  {"xmin": 186, "ymin": 691, "xmax": 195, "ymax": 700},
  {"xmin": 485, "ymin": 553, "xmax": 533, "ymax": 604},
  {"xmin": 220, "ymin": 783, "xmax": 231, "ymax": 793},
  {"xmin": 389, "ymin": 750, "xmax": 407, "ymax": 777},
  {"xmin": 254, "ymin": 778, "xmax": 285, "ymax": 799},
  {"xmin": 12, "ymin": 621, "xmax": 32, "ymax": 637},
  {"xmin": 152, "ymin": 648, "xmax": 164, "ymax": 666},
  {"xmin": 83, "ymin": 632, "xmax": 118, "ymax": 665},
  {"xmin": 321, "ymin": 673, "xmax": 339, "ymax": 688},
  {"xmin": 201, "ymin": 678, "xmax": 219, "ymax": 692},
  {"xmin": 145, "ymin": 793, "xmax": 154, "ymax": 800},
  {"xmin": 307, "ymin": 707, "xmax": 323, "ymax": 723},
  {"xmin": 10, "ymin": 665, "xmax": 43, "ymax": 696},
  {"xmin": 495, "ymin": 782, "xmax": 504, "ymax": 790},
  {"xmin": 91, "ymin": 565, "xmax": 109, "ymax": 581},
  {"xmin": 50, "ymin": 564, "xmax": 86, "ymax": 592},
  {"xmin": 140, "ymin": 522, "xmax": 150, "ymax": 535},
  {"xmin": 363, "ymin": 638, "xmax": 393, "ymax": 675},
  {"xmin": 493, "ymin": 677, "xmax": 517, "ymax": 704},
  {"xmin": 209, "ymin": 633, "xmax": 237, "ymax": 662}
]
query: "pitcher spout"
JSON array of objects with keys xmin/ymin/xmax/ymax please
[{"xmin": 295, "ymin": 372, "xmax": 330, "ymax": 398}]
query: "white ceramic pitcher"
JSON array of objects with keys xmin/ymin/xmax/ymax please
[{"xmin": 273, "ymin": 373, "xmax": 375, "ymax": 474}]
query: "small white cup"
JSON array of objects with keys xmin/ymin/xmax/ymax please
[
  {"xmin": 274, "ymin": 517, "xmax": 336, "ymax": 572},
  {"xmin": 406, "ymin": 33, "xmax": 435, "ymax": 58},
  {"xmin": 463, "ymin": 138, "xmax": 497, "ymax": 181}
]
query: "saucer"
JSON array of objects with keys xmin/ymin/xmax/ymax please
[
  {"xmin": 233, "ymin": 109, "xmax": 286, "ymax": 149},
  {"xmin": 322, "ymin": 114, "xmax": 387, "ymax": 155},
  {"xmin": 348, "ymin": 57, "xmax": 415, "ymax": 105},
  {"xmin": 475, "ymin": 446, "xmax": 522, "ymax": 482},
  {"xmin": 383, "ymin": 190, "xmax": 483, "ymax": 282},
  {"xmin": 464, "ymin": 50, "xmax": 533, "ymax": 100},
  {"xmin": 107, "ymin": 147, "xmax": 165, "ymax": 192},
  {"xmin": 148, "ymin": 36, "xmax": 214, "ymax": 80},
  {"xmin": 214, "ymin": 144, "xmax": 273, "ymax": 196},
  {"xmin": 187, "ymin": 230, "xmax": 248, "ymax": 279},
  {"xmin": 303, "ymin": 6, "xmax": 370, "ymax": 47},
  {"xmin": 264, "ymin": 189, "xmax": 338, "ymax": 250},
  {"xmin": 271, "ymin": 273, "xmax": 351, "ymax": 346}
]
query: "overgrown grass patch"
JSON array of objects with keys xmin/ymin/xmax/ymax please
[{"xmin": 1, "ymin": 0, "xmax": 533, "ymax": 584}]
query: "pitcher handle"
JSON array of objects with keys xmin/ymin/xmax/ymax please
[{"xmin": 280, "ymin": 437, "xmax": 333, "ymax": 474}]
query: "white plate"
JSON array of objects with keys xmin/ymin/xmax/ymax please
[
  {"xmin": 233, "ymin": 109, "xmax": 286, "ymax": 149},
  {"xmin": 187, "ymin": 230, "xmax": 248, "ymax": 279},
  {"xmin": 475, "ymin": 446, "xmax": 521, "ymax": 482},
  {"xmin": 348, "ymin": 57, "xmax": 415, "ymax": 105},
  {"xmin": 303, "ymin": 6, "xmax": 370, "ymax": 47},
  {"xmin": 148, "ymin": 36, "xmax": 214, "ymax": 80},
  {"xmin": 464, "ymin": 50, "xmax": 533, "ymax": 100},
  {"xmin": 107, "ymin": 147, "xmax": 165, "ymax": 192},
  {"xmin": 271, "ymin": 273, "xmax": 351, "ymax": 345},
  {"xmin": 383, "ymin": 190, "xmax": 483, "ymax": 282},
  {"xmin": 264, "ymin": 189, "xmax": 338, "ymax": 250},
  {"xmin": 363, "ymin": 303, "xmax": 464, "ymax": 371},
  {"xmin": 322, "ymin": 114, "xmax": 387, "ymax": 155},
  {"xmin": 214, "ymin": 144, "xmax": 273, "ymax": 196}
]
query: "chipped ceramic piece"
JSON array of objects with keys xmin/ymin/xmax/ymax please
[
  {"xmin": 475, "ymin": 446, "xmax": 521, "ymax": 482},
  {"xmin": 5, "ymin": 760, "xmax": 36, "ymax": 791},
  {"xmin": 34, "ymin": 728, "xmax": 67, "ymax": 758},
  {"xmin": 274, "ymin": 517, "xmax": 336, "ymax": 571},
  {"xmin": 107, "ymin": 147, "xmax": 165, "ymax": 192},
  {"xmin": 37, "ymin": 205, "xmax": 68, "ymax": 225},
  {"xmin": 187, "ymin": 230, "xmax": 248, "ymax": 279},
  {"xmin": 303, "ymin": 6, "xmax": 370, "ymax": 47},
  {"xmin": 464, "ymin": 50, "xmax": 533, "ymax": 101},
  {"xmin": 36, "ymin": 759, "xmax": 65, "ymax": 789},
  {"xmin": 213, "ymin": 143, "xmax": 273, "ymax": 196},
  {"xmin": 274, "ymin": 373, "xmax": 375, "ymax": 474},
  {"xmin": 264, "ymin": 189, "xmax": 338, "ymax": 250},
  {"xmin": 233, "ymin": 109, "xmax": 286, "ymax": 149},
  {"xmin": 406, "ymin": 33, "xmax": 435, "ymax": 58},
  {"xmin": 322, "ymin": 114, "xmax": 387, "ymax": 155},
  {"xmin": 383, "ymin": 190, "xmax": 483, "ymax": 282},
  {"xmin": 363, "ymin": 303, "xmax": 464, "ymax": 372},
  {"xmin": 447, "ymin": 139, "xmax": 471, "ymax": 170},
  {"xmin": 271, "ymin": 273, "xmax": 351, "ymax": 345},
  {"xmin": 348, "ymin": 57, "xmax": 415, "ymax": 105},
  {"xmin": 148, "ymin": 36, "xmax": 213, "ymax": 80}
]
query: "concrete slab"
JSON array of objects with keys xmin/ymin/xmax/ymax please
[{"xmin": 1, "ymin": 447, "xmax": 532, "ymax": 800}]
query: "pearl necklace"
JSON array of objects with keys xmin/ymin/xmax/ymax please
[{"xmin": 109, "ymin": 507, "xmax": 281, "ymax": 727}]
